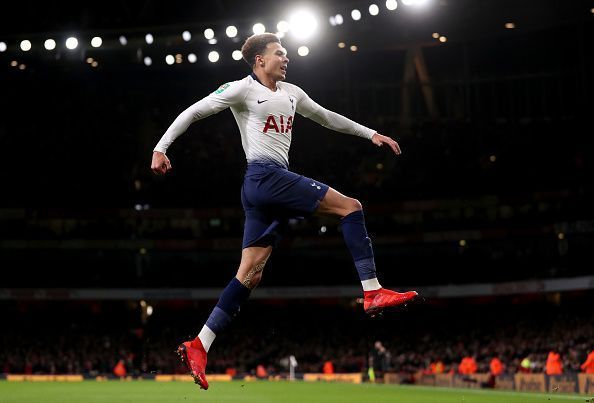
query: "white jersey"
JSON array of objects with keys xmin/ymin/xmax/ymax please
[{"xmin": 154, "ymin": 74, "xmax": 376, "ymax": 168}]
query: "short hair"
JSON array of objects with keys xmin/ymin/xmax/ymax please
[{"xmin": 241, "ymin": 33, "xmax": 281, "ymax": 67}]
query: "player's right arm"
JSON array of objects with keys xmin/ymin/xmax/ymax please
[{"xmin": 151, "ymin": 79, "xmax": 248, "ymax": 175}]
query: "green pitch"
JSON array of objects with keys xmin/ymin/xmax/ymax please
[{"xmin": 0, "ymin": 381, "xmax": 584, "ymax": 402}]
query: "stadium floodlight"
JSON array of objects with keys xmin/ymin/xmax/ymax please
[
  {"xmin": 297, "ymin": 46, "xmax": 309, "ymax": 56},
  {"xmin": 289, "ymin": 10, "xmax": 318, "ymax": 40},
  {"xmin": 182, "ymin": 31, "xmax": 192, "ymax": 41},
  {"xmin": 20, "ymin": 40, "xmax": 32, "ymax": 51},
  {"xmin": 386, "ymin": 0, "xmax": 398, "ymax": 10},
  {"xmin": 188, "ymin": 53, "xmax": 197, "ymax": 63},
  {"xmin": 439, "ymin": 35, "xmax": 447, "ymax": 42},
  {"xmin": 402, "ymin": 0, "xmax": 429, "ymax": 6},
  {"xmin": 432, "ymin": 32, "xmax": 440, "ymax": 38},
  {"xmin": 232, "ymin": 50, "xmax": 242, "ymax": 60},
  {"xmin": 91, "ymin": 36, "xmax": 102, "ymax": 48},
  {"xmin": 65, "ymin": 37, "xmax": 78, "ymax": 50},
  {"xmin": 44, "ymin": 39, "xmax": 56, "ymax": 50},
  {"xmin": 329, "ymin": 16, "xmax": 337, "ymax": 26},
  {"xmin": 335, "ymin": 14, "xmax": 344, "ymax": 25},
  {"xmin": 208, "ymin": 50, "xmax": 220, "ymax": 62},
  {"xmin": 277, "ymin": 20, "xmax": 290, "ymax": 33},
  {"xmin": 369, "ymin": 4, "xmax": 380, "ymax": 15},
  {"xmin": 351, "ymin": 9, "xmax": 362, "ymax": 21},
  {"xmin": 253, "ymin": 23, "xmax": 266, "ymax": 35},
  {"xmin": 226, "ymin": 26, "xmax": 238, "ymax": 38},
  {"xmin": 204, "ymin": 28, "xmax": 215, "ymax": 40},
  {"xmin": 165, "ymin": 55, "xmax": 174, "ymax": 65},
  {"xmin": 0, "ymin": 42, "xmax": 6, "ymax": 52},
  {"xmin": 119, "ymin": 35, "xmax": 128, "ymax": 46},
  {"xmin": 208, "ymin": 38, "xmax": 218, "ymax": 45},
  {"xmin": 143, "ymin": 56, "xmax": 152, "ymax": 66},
  {"xmin": 145, "ymin": 33, "xmax": 154, "ymax": 45}
]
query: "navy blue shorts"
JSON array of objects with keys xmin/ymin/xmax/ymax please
[{"xmin": 241, "ymin": 161, "xmax": 330, "ymax": 249}]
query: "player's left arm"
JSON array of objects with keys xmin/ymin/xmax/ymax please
[{"xmin": 294, "ymin": 87, "xmax": 401, "ymax": 156}]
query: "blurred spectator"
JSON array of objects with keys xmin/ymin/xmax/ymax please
[
  {"xmin": 581, "ymin": 350, "xmax": 594, "ymax": 374},
  {"xmin": 545, "ymin": 351, "xmax": 563, "ymax": 375}
]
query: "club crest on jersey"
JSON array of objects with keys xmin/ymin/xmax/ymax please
[{"xmin": 263, "ymin": 115, "xmax": 293, "ymax": 134}]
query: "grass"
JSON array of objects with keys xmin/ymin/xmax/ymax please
[{"xmin": 0, "ymin": 380, "xmax": 586, "ymax": 403}]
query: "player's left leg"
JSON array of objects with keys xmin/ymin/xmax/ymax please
[
  {"xmin": 317, "ymin": 187, "xmax": 418, "ymax": 315},
  {"xmin": 178, "ymin": 246, "xmax": 272, "ymax": 390}
]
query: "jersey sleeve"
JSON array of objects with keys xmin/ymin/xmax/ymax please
[
  {"xmin": 294, "ymin": 85, "xmax": 375, "ymax": 140},
  {"xmin": 153, "ymin": 79, "xmax": 249, "ymax": 154}
]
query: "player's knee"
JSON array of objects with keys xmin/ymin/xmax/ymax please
[{"xmin": 346, "ymin": 198, "xmax": 363, "ymax": 214}]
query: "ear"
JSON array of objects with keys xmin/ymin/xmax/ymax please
[{"xmin": 255, "ymin": 54, "xmax": 264, "ymax": 67}]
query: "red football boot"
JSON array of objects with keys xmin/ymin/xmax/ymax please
[
  {"xmin": 364, "ymin": 288, "xmax": 418, "ymax": 317},
  {"xmin": 177, "ymin": 338, "xmax": 209, "ymax": 390}
]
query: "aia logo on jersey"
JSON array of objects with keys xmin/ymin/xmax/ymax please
[{"xmin": 263, "ymin": 115, "xmax": 293, "ymax": 134}]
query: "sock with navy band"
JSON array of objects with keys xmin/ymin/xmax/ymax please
[
  {"xmin": 198, "ymin": 277, "xmax": 251, "ymax": 352},
  {"xmin": 341, "ymin": 210, "xmax": 382, "ymax": 292}
]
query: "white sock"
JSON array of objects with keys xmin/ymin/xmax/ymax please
[
  {"xmin": 198, "ymin": 325, "xmax": 216, "ymax": 353},
  {"xmin": 361, "ymin": 278, "xmax": 382, "ymax": 292}
]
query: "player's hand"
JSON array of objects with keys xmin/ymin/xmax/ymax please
[
  {"xmin": 371, "ymin": 133, "xmax": 401, "ymax": 155},
  {"xmin": 151, "ymin": 151, "xmax": 172, "ymax": 175}
]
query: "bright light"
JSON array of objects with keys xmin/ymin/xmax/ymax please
[
  {"xmin": 19, "ymin": 64, "xmax": 26, "ymax": 70},
  {"xmin": 86, "ymin": 57, "xmax": 94, "ymax": 64},
  {"xmin": 289, "ymin": 10, "xmax": 318, "ymax": 40},
  {"xmin": 119, "ymin": 36, "xmax": 128, "ymax": 46},
  {"xmin": 276, "ymin": 32, "xmax": 285, "ymax": 38},
  {"xmin": 20, "ymin": 40, "xmax": 32, "ymax": 51},
  {"xmin": 459, "ymin": 239, "xmax": 466, "ymax": 247},
  {"xmin": 351, "ymin": 9, "xmax": 362, "ymax": 20},
  {"xmin": 188, "ymin": 53, "xmax": 197, "ymax": 63},
  {"xmin": 402, "ymin": 0, "xmax": 428, "ymax": 6},
  {"xmin": 143, "ymin": 56, "xmax": 152, "ymax": 66},
  {"xmin": 432, "ymin": 32, "xmax": 440, "ymax": 38},
  {"xmin": 208, "ymin": 38, "xmax": 217, "ymax": 45},
  {"xmin": 145, "ymin": 33, "xmax": 154, "ymax": 44},
  {"xmin": 44, "ymin": 39, "xmax": 56, "ymax": 50},
  {"xmin": 65, "ymin": 37, "xmax": 78, "ymax": 50},
  {"xmin": 208, "ymin": 51, "xmax": 220, "ymax": 62},
  {"xmin": 505, "ymin": 22, "xmax": 515, "ymax": 29},
  {"xmin": 232, "ymin": 50, "xmax": 243, "ymax": 60},
  {"xmin": 91, "ymin": 36, "xmax": 102, "ymax": 48},
  {"xmin": 439, "ymin": 35, "xmax": 447, "ymax": 42},
  {"xmin": 165, "ymin": 55, "xmax": 174, "ymax": 65},
  {"xmin": 0, "ymin": 42, "xmax": 6, "ymax": 52},
  {"xmin": 297, "ymin": 46, "xmax": 309, "ymax": 56},
  {"xmin": 338, "ymin": 42, "xmax": 346, "ymax": 48},
  {"xmin": 253, "ymin": 23, "xmax": 266, "ymax": 35},
  {"xmin": 329, "ymin": 16, "xmax": 337, "ymax": 26},
  {"xmin": 226, "ymin": 25, "xmax": 238, "ymax": 38},
  {"xmin": 320, "ymin": 226, "xmax": 327, "ymax": 233},
  {"xmin": 182, "ymin": 31, "xmax": 192, "ymax": 41},
  {"xmin": 91, "ymin": 61, "xmax": 98, "ymax": 68},
  {"xmin": 146, "ymin": 306, "xmax": 153, "ymax": 316},
  {"xmin": 10, "ymin": 60, "xmax": 17, "ymax": 67},
  {"xmin": 277, "ymin": 20, "xmax": 290, "ymax": 33},
  {"xmin": 204, "ymin": 28, "xmax": 215, "ymax": 40},
  {"xmin": 175, "ymin": 54, "xmax": 182, "ymax": 64},
  {"xmin": 386, "ymin": 0, "xmax": 398, "ymax": 10},
  {"xmin": 335, "ymin": 14, "xmax": 344, "ymax": 25},
  {"xmin": 369, "ymin": 4, "xmax": 380, "ymax": 15},
  {"xmin": 350, "ymin": 45, "xmax": 358, "ymax": 51}
]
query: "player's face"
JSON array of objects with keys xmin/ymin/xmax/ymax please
[{"xmin": 261, "ymin": 42, "xmax": 289, "ymax": 81}]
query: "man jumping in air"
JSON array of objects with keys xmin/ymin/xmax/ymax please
[{"xmin": 151, "ymin": 33, "xmax": 418, "ymax": 390}]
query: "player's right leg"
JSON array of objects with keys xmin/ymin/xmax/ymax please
[
  {"xmin": 317, "ymin": 187, "xmax": 418, "ymax": 316},
  {"xmin": 178, "ymin": 246, "xmax": 272, "ymax": 390}
]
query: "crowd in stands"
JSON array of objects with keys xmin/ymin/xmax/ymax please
[{"xmin": 2, "ymin": 297, "xmax": 592, "ymax": 378}]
